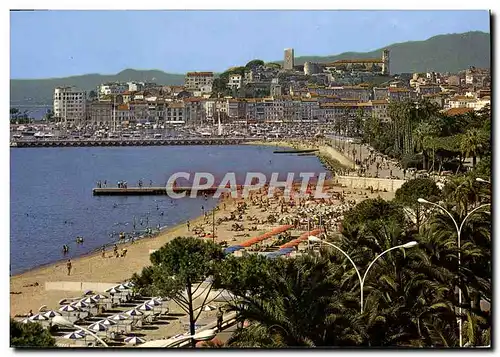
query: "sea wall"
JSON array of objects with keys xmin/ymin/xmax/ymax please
[
  {"xmin": 45, "ymin": 281, "xmax": 117, "ymax": 292},
  {"xmin": 334, "ymin": 176, "xmax": 406, "ymax": 192}
]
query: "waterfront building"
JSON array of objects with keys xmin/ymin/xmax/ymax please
[
  {"xmin": 53, "ymin": 86, "xmax": 87, "ymax": 125},
  {"xmin": 165, "ymin": 102, "xmax": 185, "ymax": 124},
  {"xmin": 88, "ymin": 101, "xmax": 112, "ymax": 127},
  {"xmin": 183, "ymin": 97, "xmax": 206, "ymax": 125}
]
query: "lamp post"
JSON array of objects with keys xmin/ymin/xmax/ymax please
[
  {"xmin": 52, "ymin": 315, "xmax": 109, "ymax": 347},
  {"xmin": 308, "ymin": 236, "xmax": 417, "ymax": 312},
  {"xmin": 417, "ymin": 198, "xmax": 491, "ymax": 348}
]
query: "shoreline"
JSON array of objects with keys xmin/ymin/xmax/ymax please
[
  {"xmin": 246, "ymin": 139, "xmax": 355, "ymax": 171},
  {"xmin": 11, "ymin": 203, "xmax": 219, "ymax": 279}
]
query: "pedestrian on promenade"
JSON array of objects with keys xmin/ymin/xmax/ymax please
[
  {"xmin": 150, "ymin": 180, "xmax": 153, "ymax": 187},
  {"xmin": 66, "ymin": 259, "xmax": 72, "ymax": 276},
  {"xmin": 104, "ymin": 180, "xmax": 107, "ymax": 187},
  {"xmin": 217, "ymin": 307, "xmax": 224, "ymax": 331}
]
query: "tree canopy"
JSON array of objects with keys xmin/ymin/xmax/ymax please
[
  {"xmin": 245, "ymin": 59, "xmax": 264, "ymax": 69},
  {"xmin": 131, "ymin": 237, "xmax": 224, "ymax": 347},
  {"xmin": 10, "ymin": 319, "xmax": 56, "ymax": 348}
]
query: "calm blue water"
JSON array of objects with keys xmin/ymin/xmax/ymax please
[{"xmin": 10, "ymin": 145, "xmax": 327, "ymax": 274}]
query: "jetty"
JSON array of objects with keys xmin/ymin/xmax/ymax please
[
  {"xmin": 12, "ymin": 137, "xmax": 259, "ymax": 148},
  {"xmin": 92, "ymin": 187, "xmax": 221, "ymax": 196},
  {"xmin": 273, "ymin": 149, "xmax": 319, "ymax": 154}
]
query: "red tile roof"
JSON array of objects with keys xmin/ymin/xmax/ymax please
[{"xmin": 445, "ymin": 108, "xmax": 474, "ymax": 116}]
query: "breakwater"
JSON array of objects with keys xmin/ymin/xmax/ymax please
[{"xmin": 11, "ymin": 137, "xmax": 259, "ymax": 148}]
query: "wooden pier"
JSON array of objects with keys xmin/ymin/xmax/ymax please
[{"xmin": 93, "ymin": 186, "xmax": 226, "ymax": 196}]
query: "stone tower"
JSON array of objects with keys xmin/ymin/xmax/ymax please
[
  {"xmin": 284, "ymin": 48, "xmax": 295, "ymax": 70},
  {"xmin": 382, "ymin": 49, "xmax": 390, "ymax": 75}
]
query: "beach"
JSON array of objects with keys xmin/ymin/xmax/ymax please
[{"xmin": 10, "ymin": 184, "xmax": 394, "ymax": 319}]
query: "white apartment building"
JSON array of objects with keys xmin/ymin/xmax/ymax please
[
  {"xmin": 53, "ymin": 87, "xmax": 87, "ymax": 124},
  {"xmin": 98, "ymin": 83, "xmax": 128, "ymax": 98},
  {"xmin": 165, "ymin": 103, "xmax": 185, "ymax": 124},
  {"xmin": 228, "ymin": 74, "xmax": 243, "ymax": 90},
  {"xmin": 185, "ymin": 72, "xmax": 215, "ymax": 90},
  {"xmin": 447, "ymin": 95, "xmax": 490, "ymax": 111},
  {"xmin": 127, "ymin": 81, "xmax": 144, "ymax": 92}
]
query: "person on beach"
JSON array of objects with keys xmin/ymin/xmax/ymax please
[
  {"xmin": 28, "ymin": 310, "xmax": 33, "ymax": 317},
  {"xmin": 187, "ymin": 220, "xmax": 190, "ymax": 231},
  {"xmin": 217, "ymin": 307, "xmax": 224, "ymax": 331},
  {"xmin": 66, "ymin": 259, "xmax": 72, "ymax": 276},
  {"xmin": 113, "ymin": 244, "xmax": 119, "ymax": 258},
  {"xmin": 101, "ymin": 245, "xmax": 106, "ymax": 258}
]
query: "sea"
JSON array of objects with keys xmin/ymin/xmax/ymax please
[{"xmin": 10, "ymin": 145, "xmax": 328, "ymax": 275}]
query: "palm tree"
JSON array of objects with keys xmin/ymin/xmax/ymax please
[
  {"xmin": 225, "ymin": 254, "xmax": 365, "ymax": 347},
  {"xmin": 460, "ymin": 129, "xmax": 483, "ymax": 167}
]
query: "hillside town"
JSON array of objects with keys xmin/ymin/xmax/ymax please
[{"xmin": 12, "ymin": 48, "xmax": 488, "ymax": 134}]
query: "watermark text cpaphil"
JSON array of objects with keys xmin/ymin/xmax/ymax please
[{"xmin": 165, "ymin": 172, "xmax": 332, "ymax": 199}]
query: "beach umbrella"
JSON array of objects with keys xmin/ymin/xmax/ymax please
[
  {"xmin": 117, "ymin": 284, "xmax": 130, "ymax": 290},
  {"xmin": 138, "ymin": 303, "xmax": 154, "ymax": 311},
  {"xmin": 29, "ymin": 313, "xmax": 48, "ymax": 321},
  {"xmin": 99, "ymin": 318, "xmax": 117, "ymax": 326},
  {"xmin": 124, "ymin": 281, "xmax": 135, "ymax": 288},
  {"xmin": 92, "ymin": 294, "xmax": 108, "ymax": 300},
  {"xmin": 110, "ymin": 314, "xmax": 129, "ymax": 321},
  {"xmin": 88, "ymin": 322, "xmax": 108, "ymax": 332},
  {"xmin": 125, "ymin": 309, "xmax": 143, "ymax": 317},
  {"xmin": 81, "ymin": 297, "xmax": 98, "ymax": 305},
  {"xmin": 146, "ymin": 299, "xmax": 162, "ymax": 307},
  {"xmin": 124, "ymin": 336, "xmax": 145, "ymax": 345},
  {"xmin": 43, "ymin": 310, "xmax": 62, "ymax": 318},
  {"xmin": 105, "ymin": 287, "xmax": 121, "ymax": 294},
  {"xmin": 21, "ymin": 318, "xmax": 35, "ymax": 324},
  {"xmin": 71, "ymin": 301, "xmax": 89, "ymax": 309},
  {"xmin": 84, "ymin": 290, "xmax": 94, "ymax": 296},
  {"xmin": 201, "ymin": 305, "xmax": 216, "ymax": 312},
  {"xmin": 59, "ymin": 305, "xmax": 77, "ymax": 312},
  {"xmin": 62, "ymin": 330, "xmax": 86, "ymax": 340}
]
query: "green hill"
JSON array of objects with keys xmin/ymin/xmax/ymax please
[
  {"xmin": 285, "ymin": 31, "xmax": 490, "ymax": 74},
  {"xmin": 10, "ymin": 69, "xmax": 185, "ymax": 105}
]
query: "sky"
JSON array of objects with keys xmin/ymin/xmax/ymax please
[{"xmin": 10, "ymin": 10, "xmax": 490, "ymax": 79}]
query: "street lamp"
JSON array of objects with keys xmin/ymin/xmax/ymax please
[
  {"xmin": 308, "ymin": 236, "xmax": 417, "ymax": 312},
  {"xmin": 52, "ymin": 315, "xmax": 109, "ymax": 347},
  {"xmin": 417, "ymin": 198, "xmax": 491, "ymax": 348}
]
